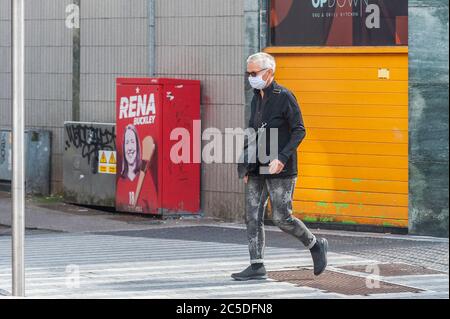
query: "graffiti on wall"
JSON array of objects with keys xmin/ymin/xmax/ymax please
[
  {"xmin": 0, "ymin": 134, "xmax": 8, "ymax": 166},
  {"xmin": 65, "ymin": 124, "xmax": 116, "ymax": 167}
]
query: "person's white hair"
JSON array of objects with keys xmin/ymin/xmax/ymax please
[{"xmin": 247, "ymin": 52, "xmax": 276, "ymax": 73}]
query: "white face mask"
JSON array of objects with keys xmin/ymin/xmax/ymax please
[{"xmin": 248, "ymin": 70, "xmax": 269, "ymax": 90}]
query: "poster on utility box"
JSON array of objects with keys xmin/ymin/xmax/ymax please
[{"xmin": 116, "ymin": 84, "xmax": 160, "ymax": 214}]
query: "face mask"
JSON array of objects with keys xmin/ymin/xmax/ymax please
[{"xmin": 248, "ymin": 70, "xmax": 269, "ymax": 90}]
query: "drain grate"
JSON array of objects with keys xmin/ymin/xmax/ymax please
[
  {"xmin": 268, "ymin": 268, "xmax": 422, "ymax": 296},
  {"xmin": 337, "ymin": 263, "xmax": 444, "ymax": 277}
]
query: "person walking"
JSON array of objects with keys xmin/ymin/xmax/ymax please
[{"xmin": 233, "ymin": 52, "xmax": 328, "ymax": 281}]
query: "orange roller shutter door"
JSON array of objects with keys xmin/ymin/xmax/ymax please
[{"xmin": 265, "ymin": 46, "xmax": 409, "ymax": 228}]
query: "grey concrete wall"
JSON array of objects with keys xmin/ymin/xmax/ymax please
[
  {"xmin": 0, "ymin": 0, "xmax": 73, "ymax": 192},
  {"xmin": 409, "ymin": 0, "xmax": 449, "ymax": 237},
  {"xmin": 154, "ymin": 0, "xmax": 247, "ymax": 220}
]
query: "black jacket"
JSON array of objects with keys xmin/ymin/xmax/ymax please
[{"xmin": 245, "ymin": 81, "xmax": 306, "ymax": 178}]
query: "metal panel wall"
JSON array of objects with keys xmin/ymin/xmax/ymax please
[
  {"xmin": 0, "ymin": 0, "xmax": 73, "ymax": 193},
  {"xmin": 80, "ymin": 0, "xmax": 149, "ymax": 124},
  {"xmin": 155, "ymin": 0, "xmax": 247, "ymax": 220}
]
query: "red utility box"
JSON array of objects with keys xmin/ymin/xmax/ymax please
[{"xmin": 116, "ymin": 78, "xmax": 201, "ymax": 215}]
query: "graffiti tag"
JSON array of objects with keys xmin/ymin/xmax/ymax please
[{"xmin": 65, "ymin": 124, "xmax": 116, "ymax": 166}]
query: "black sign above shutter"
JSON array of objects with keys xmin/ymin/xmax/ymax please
[{"xmin": 270, "ymin": 0, "xmax": 408, "ymax": 46}]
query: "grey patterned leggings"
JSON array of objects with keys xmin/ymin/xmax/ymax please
[{"xmin": 245, "ymin": 176, "xmax": 316, "ymax": 264}]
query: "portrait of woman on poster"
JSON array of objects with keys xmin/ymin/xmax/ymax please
[
  {"xmin": 120, "ymin": 124, "xmax": 141, "ymax": 182},
  {"xmin": 116, "ymin": 124, "xmax": 144, "ymax": 211},
  {"xmin": 116, "ymin": 124, "xmax": 158, "ymax": 213}
]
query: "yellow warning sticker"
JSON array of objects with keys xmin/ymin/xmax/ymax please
[
  {"xmin": 109, "ymin": 152, "xmax": 116, "ymax": 165},
  {"xmin": 98, "ymin": 150, "xmax": 117, "ymax": 175},
  {"xmin": 100, "ymin": 152, "xmax": 108, "ymax": 163}
]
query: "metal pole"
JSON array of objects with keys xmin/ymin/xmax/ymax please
[
  {"xmin": 147, "ymin": 0, "xmax": 155, "ymax": 76},
  {"xmin": 11, "ymin": 0, "xmax": 26, "ymax": 297},
  {"xmin": 72, "ymin": 0, "xmax": 80, "ymax": 121}
]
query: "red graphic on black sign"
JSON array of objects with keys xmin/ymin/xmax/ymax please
[{"xmin": 270, "ymin": 0, "xmax": 408, "ymax": 46}]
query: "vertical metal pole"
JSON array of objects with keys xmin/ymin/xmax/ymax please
[
  {"xmin": 147, "ymin": 0, "xmax": 155, "ymax": 76},
  {"xmin": 259, "ymin": 0, "xmax": 268, "ymax": 50},
  {"xmin": 72, "ymin": 0, "xmax": 80, "ymax": 121},
  {"xmin": 11, "ymin": 0, "xmax": 26, "ymax": 297},
  {"xmin": 259, "ymin": 0, "xmax": 263, "ymax": 50}
]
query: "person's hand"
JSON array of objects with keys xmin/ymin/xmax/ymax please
[
  {"xmin": 244, "ymin": 175, "xmax": 249, "ymax": 184},
  {"xmin": 269, "ymin": 159, "xmax": 285, "ymax": 175}
]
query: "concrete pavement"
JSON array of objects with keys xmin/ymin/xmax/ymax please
[
  {"xmin": 0, "ymin": 231, "xmax": 448, "ymax": 299},
  {"xmin": 0, "ymin": 191, "xmax": 218, "ymax": 233},
  {"xmin": 0, "ymin": 192, "xmax": 448, "ymax": 299}
]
